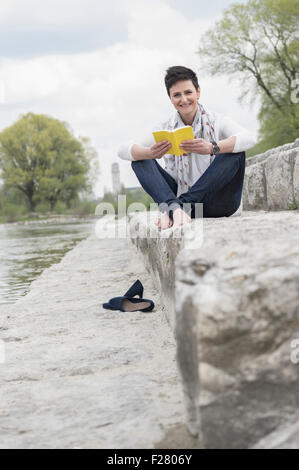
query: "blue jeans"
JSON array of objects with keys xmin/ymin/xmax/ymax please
[{"xmin": 131, "ymin": 152, "xmax": 246, "ymax": 218}]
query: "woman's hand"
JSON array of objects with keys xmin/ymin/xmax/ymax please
[
  {"xmin": 147, "ymin": 140, "xmax": 172, "ymax": 159},
  {"xmin": 131, "ymin": 141, "xmax": 171, "ymax": 160},
  {"xmin": 180, "ymin": 138, "xmax": 212, "ymax": 155}
]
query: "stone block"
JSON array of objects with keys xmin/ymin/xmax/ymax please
[
  {"xmin": 175, "ymin": 211, "xmax": 299, "ymax": 448},
  {"xmin": 265, "ymin": 149, "xmax": 296, "ymax": 210},
  {"xmin": 244, "ymin": 139, "xmax": 299, "ymax": 210},
  {"xmin": 129, "ymin": 210, "xmax": 299, "ymax": 448},
  {"xmin": 294, "ymin": 153, "xmax": 299, "ymax": 208},
  {"xmin": 243, "ymin": 162, "xmax": 267, "ymax": 210},
  {"xmin": 252, "ymin": 417, "xmax": 299, "ymax": 449}
]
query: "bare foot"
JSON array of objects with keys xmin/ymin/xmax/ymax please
[
  {"xmin": 154, "ymin": 212, "xmax": 173, "ymax": 229},
  {"xmin": 172, "ymin": 208, "xmax": 191, "ymax": 230}
]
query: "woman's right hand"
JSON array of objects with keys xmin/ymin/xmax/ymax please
[{"xmin": 147, "ymin": 140, "xmax": 171, "ymax": 159}]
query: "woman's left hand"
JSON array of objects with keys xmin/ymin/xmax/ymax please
[{"xmin": 180, "ymin": 138, "xmax": 212, "ymax": 155}]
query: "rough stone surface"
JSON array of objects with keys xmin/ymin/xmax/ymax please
[
  {"xmin": 294, "ymin": 153, "xmax": 299, "ymax": 207},
  {"xmin": 246, "ymin": 138, "xmax": 299, "ymax": 168},
  {"xmin": 242, "ymin": 162, "xmax": 267, "ymax": 210},
  {"xmin": 129, "ymin": 210, "xmax": 299, "ymax": 448},
  {"xmin": 129, "ymin": 212, "xmax": 181, "ymax": 330},
  {"xmin": 0, "ymin": 219, "xmax": 196, "ymax": 449},
  {"xmin": 265, "ymin": 149, "xmax": 296, "ymax": 210},
  {"xmin": 252, "ymin": 416, "xmax": 299, "ymax": 449},
  {"xmin": 243, "ymin": 138, "xmax": 299, "ymax": 210}
]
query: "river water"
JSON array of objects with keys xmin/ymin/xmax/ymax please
[{"xmin": 0, "ymin": 219, "xmax": 95, "ymax": 306}]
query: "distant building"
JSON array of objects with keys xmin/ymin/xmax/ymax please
[{"xmin": 111, "ymin": 162, "xmax": 122, "ymax": 194}]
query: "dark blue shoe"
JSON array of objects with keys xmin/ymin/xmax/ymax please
[
  {"xmin": 123, "ymin": 279, "xmax": 144, "ymax": 298},
  {"xmin": 102, "ymin": 280, "xmax": 154, "ymax": 312},
  {"xmin": 103, "ymin": 296, "xmax": 154, "ymax": 312}
]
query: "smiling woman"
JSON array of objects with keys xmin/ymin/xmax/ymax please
[
  {"xmin": 118, "ymin": 65, "xmax": 256, "ymax": 229},
  {"xmin": 168, "ymin": 81, "xmax": 201, "ymax": 126}
]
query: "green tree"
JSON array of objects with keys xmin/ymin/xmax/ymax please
[
  {"xmin": 197, "ymin": 0, "xmax": 299, "ymax": 153},
  {"xmin": 0, "ymin": 113, "xmax": 98, "ymax": 211}
]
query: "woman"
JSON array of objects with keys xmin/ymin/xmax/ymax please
[{"xmin": 118, "ymin": 66, "xmax": 256, "ymax": 229}]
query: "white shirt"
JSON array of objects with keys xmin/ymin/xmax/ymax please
[{"xmin": 118, "ymin": 105, "xmax": 256, "ymax": 197}]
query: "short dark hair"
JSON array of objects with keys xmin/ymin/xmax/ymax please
[{"xmin": 164, "ymin": 66, "xmax": 199, "ymax": 96}]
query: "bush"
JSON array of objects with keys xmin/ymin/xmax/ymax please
[
  {"xmin": 0, "ymin": 202, "xmax": 28, "ymax": 222},
  {"xmin": 69, "ymin": 199, "xmax": 98, "ymax": 216},
  {"xmin": 98, "ymin": 188, "xmax": 155, "ymax": 217},
  {"xmin": 35, "ymin": 201, "xmax": 51, "ymax": 213},
  {"xmin": 53, "ymin": 200, "xmax": 67, "ymax": 213}
]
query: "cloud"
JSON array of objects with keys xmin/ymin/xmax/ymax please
[
  {"xmin": 0, "ymin": 0, "xmax": 128, "ymax": 58},
  {"xmin": 0, "ymin": 0, "xmax": 259, "ymax": 196},
  {"xmin": 0, "ymin": 0, "xmax": 125, "ymax": 29},
  {"xmin": 161, "ymin": 0, "xmax": 246, "ymax": 19}
]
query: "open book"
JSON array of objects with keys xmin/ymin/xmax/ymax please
[{"xmin": 152, "ymin": 126, "xmax": 194, "ymax": 156}]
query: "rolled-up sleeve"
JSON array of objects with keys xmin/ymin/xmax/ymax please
[
  {"xmin": 117, "ymin": 142, "xmax": 135, "ymax": 161},
  {"xmin": 218, "ymin": 114, "xmax": 257, "ymax": 153}
]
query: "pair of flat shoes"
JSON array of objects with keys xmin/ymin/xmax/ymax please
[{"xmin": 102, "ymin": 279, "xmax": 154, "ymax": 312}]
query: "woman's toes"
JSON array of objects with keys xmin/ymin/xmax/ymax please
[
  {"xmin": 172, "ymin": 208, "xmax": 191, "ymax": 228},
  {"xmin": 160, "ymin": 216, "xmax": 171, "ymax": 229}
]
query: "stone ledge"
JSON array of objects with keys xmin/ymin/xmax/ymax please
[
  {"xmin": 129, "ymin": 210, "xmax": 299, "ymax": 448},
  {"xmin": 0, "ymin": 229, "xmax": 188, "ymax": 449},
  {"xmin": 243, "ymin": 138, "xmax": 299, "ymax": 210}
]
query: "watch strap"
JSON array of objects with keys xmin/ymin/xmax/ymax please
[{"xmin": 210, "ymin": 140, "xmax": 220, "ymax": 156}]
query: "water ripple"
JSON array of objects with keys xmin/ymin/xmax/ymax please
[{"xmin": 0, "ymin": 220, "xmax": 95, "ymax": 306}]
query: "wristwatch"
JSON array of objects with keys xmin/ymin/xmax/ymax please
[{"xmin": 210, "ymin": 140, "xmax": 220, "ymax": 156}]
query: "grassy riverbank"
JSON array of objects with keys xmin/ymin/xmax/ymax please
[
  {"xmin": 0, "ymin": 200, "xmax": 99, "ymax": 224},
  {"xmin": 0, "ymin": 187, "xmax": 155, "ymax": 224},
  {"xmin": 0, "ymin": 213, "xmax": 98, "ymax": 225}
]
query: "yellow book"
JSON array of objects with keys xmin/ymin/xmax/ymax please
[{"xmin": 152, "ymin": 126, "xmax": 194, "ymax": 156}]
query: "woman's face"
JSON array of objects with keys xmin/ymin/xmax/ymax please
[{"xmin": 169, "ymin": 79, "xmax": 200, "ymax": 122}]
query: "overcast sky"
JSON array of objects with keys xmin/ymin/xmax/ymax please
[{"xmin": 0, "ymin": 0, "xmax": 258, "ymax": 196}]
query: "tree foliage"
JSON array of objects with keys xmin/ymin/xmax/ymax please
[
  {"xmin": 197, "ymin": 0, "xmax": 299, "ymax": 152},
  {"xmin": 0, "ymin": 113, "xmax": 98, "ymax": 210}
]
